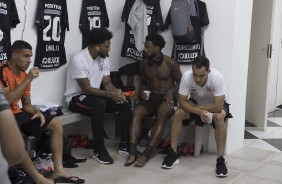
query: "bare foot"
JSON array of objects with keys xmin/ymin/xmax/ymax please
[
  {"xmin": 53, "ymin": 169, "xmax": 72, "ymax": 179},
  {"xmin": 124, "ymin": 154, "xmax": 135, "ymax": 166},
  {"xmin": 134, "ymin": 155, "xmax": 147, "ymax": 167}
]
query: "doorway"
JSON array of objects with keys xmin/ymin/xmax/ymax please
[{"xmin": 246, "ymin": 0, "xmax": 274, "ymax": 131}]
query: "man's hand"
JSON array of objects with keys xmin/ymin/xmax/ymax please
[
  {"xmin": 26, "ymin": 67, "xmax": 40, "ymax": 81},
  {"xmin": 199, "ymin": 109, "xmax": 209, "ymax": 123},
  {"xmin": 164, "ymin": 92, "xmax": 174, "ymax": 108},
  {"xmin": 31, "ymin": 111, "xmax": 45, "ymax": 127},
  {"xmin": 111, "ymin": 91, "xmax": 128, "ymax": 104}
]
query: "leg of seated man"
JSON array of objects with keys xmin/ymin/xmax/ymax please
[
  {"xmin": 135, "ymin": 101, "xmax": 174, "ymax": 167},
  {"xmin": 105, "ymin": 96, "xmax": 132, "ymax": 155},
  {"xmin": 17, "ymin": 112, "xmax": 82, "ymax": 183},
  {"xmin": 213, "ymin": 110, "xmax": 228, "ymax": 178},
  {"xmin": 162, "ymin": 108, "xmax": 189, "ymax": 169},
  {"xmin": 213, "ymin": 111, "xmax": 227, "ymax": 157},
  {"xmin": 46, "ymin": 117, "xmax": 82, "ymax": 181},
  {"xmin": 69, "ymin": 95, "xmax": 113, "ymax": 164},
  {"xmin": 124, "ymin": 105, "xmax": 148, "ymax": 166}
]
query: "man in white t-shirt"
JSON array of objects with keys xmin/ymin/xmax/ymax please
[
  {"xmin": 65, "ymin": 27, "xmax": 132, "ymax": 164},
  {"xmin": 161, "ymin": 56, "xmax": 232, "ymax": 178}
]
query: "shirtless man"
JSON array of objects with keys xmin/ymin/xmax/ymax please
[{"xmin": 124, "ymin": 33, "xmax": 182, "ymax": 167}]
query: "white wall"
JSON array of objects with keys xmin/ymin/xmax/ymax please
[{"xmin": 12, "ymin": 0, "xmax": 253, "ymax": 154}]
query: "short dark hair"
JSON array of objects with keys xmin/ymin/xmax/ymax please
[
  {"xmin": 145, "ymin": 33, "xmax": 166, "ymax": 49},
  {"xmin": 11, "ymin": 40, "xmax": 32, "ymax": 52},
  {"xmin": 192, "ymin": 56, "xmax": 210, "ymax": 71},
  {"xmin": 88, "ymin": 27, "xmax": 113, "ymax": 46}
]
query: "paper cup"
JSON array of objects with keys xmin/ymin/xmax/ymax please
[
  {"xmin": 205, "ymin": 112, "xmax": 213, "ymax": 124},
  {"xmin": 143, "ymin": 90, "xmax": 151, "ymax": 100}
]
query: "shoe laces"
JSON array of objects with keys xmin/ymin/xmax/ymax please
[
  {"xmin": 165, "ymin": 149, "xmax": 177, "ymax": 161},
  {"xmin": 98, "ymin": 147, "xmax": 110, "ymax": 156}
]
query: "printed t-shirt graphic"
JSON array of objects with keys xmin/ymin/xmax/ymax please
[
  {"xmin": 34, "ymin": 0, "xmax": 69, "ymax": 69},
  {"xmin": 79, "ymin": 0, "xmax": 109, "ymax": 49},
  {"xmin": 0, "ymin": 0, "xmax": 20, "ymax": 64},
  {"xmin": 121, "ymin": 0, "xmax": 163, "ymax": 61}
]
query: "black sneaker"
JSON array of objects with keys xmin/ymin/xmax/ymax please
[
  {"xmin": 216, "ymin": 156, "xmax": 228, "ymax": 177},
  {"xmin": 93, "ymin": 146, "xmax": 113, "ymax": 164},
  {"xmin": 118, "ymin": 142, "xmax": 129, "ymax": 155},
  {"xmin": 161, "ymin": 148, "xmax": 179, "ymax": 169}
]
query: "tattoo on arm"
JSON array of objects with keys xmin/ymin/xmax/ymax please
[{"xmin": 21, "ymin": 96, "xmax": 31, "ymax": 107}]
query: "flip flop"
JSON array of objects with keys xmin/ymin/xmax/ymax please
[
  {"xmin": 64, "ymin": 155, "xmax": 87, "ymax": 164},
  {"xmin": 54, "ymin": 176, "xmax": 85, "ymax": 183},
  {"xmin": 63, "ymin": 162, "xmax": 79, "ymax": 168}
]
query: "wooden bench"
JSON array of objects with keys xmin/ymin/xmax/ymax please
[{"xmin": 58, "ymin": 109, "xmax": 117, "ymax": 140}]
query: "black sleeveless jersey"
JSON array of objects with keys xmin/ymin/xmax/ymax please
[
  {"xmin": 79, "ymin": 0, "xmax": 109, "ymax": 49},
  {"xmin": 0, "ymin": 0, "xmax": 20, "ymax": 64},
  {"xmin": 121, "ymin": 0, "xmax": 163, "ymax": 61},
  {"xmin": 34, "ymin": 0, "xmax": 69, "ymax": 69}
]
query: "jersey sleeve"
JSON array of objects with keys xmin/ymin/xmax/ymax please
[
  {"xmin": 69, "ymin": 56, "xmax": 87, "ymax": 79},
  {"xmin": 178, "ymin": 71, "xmax": 191, "ymax": 96},
  {"xmin": 154, "ymin": 3, "xmax": 164, "ymax": 31},
  {"xmin": 213, "ymin": 72, "xmax": 225, "ymax": 97},
  {"xmin": 199, "ymin": 1, "xmax": 209, "ymax": 27},
  {"xmin": 79, "ymin": 0, "xmax": 88, "ymax": 32},
  {"xmin": 101, "ymin": 0, "xmax": 109, "ymax": 27},
  {"xmin": 35, "ymin": 0, "xmax": 44, "ymax": 29},
  {"xmin": 62, "ymin": 0, "xmax": 69, "ymax": 31},
  {"xmin": 163, "ymin": 9, "xmax": 171, "ymax": 30},
  {"xmin": 103, "ymin": 58, "xmax": 110, "ymax": 76},
  {"xmin": 10, "ymin": 0, "xmax": 20, "ymax": 28}
]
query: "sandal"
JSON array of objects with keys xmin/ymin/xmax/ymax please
[{"xmin": 54, "ymin": 176, "xmax": 85, "ymax": 183}]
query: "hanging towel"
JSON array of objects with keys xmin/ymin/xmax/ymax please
[{"xmin": 127, "ymin": 0, "xmax": 148, "ymax": 52}]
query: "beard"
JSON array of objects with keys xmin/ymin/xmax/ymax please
[{"xmin": 98, "ymin": 51, "xmax": 109, "ymax": 58}]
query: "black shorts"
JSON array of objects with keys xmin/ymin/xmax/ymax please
[
  {"xmin": 15, "ymin": 111, "xmax": 54, "ymax": 140},
  {"xmin": 183, "ymin": 100, "xmax": 233, "ymax": 128},
  {"xmin": 137, "ymin": 93, "xmax": 176, "ymax": 116}
]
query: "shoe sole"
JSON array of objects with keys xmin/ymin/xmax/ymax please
[
  {"xmin": 216, "ymin": 173, "xmax": 228, "ymax": 177},
  {"xmin": 118, "ymin": 149, "xmax": 129, "ymax": 155},
  {"xmin": 92, "ymin": 155, "xmax": 113, "ymax": 164},
  {"xmin": 161, "ymin": 159, "xmax": 179, "ymax": 169}
]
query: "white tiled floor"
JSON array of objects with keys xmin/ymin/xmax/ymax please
[
  {"xmin": 67, "ymin": 138, "xmax": 282, "ymax": 184},
  {"xmin": 64, "ymin": 112, "xmax": 282, "ymax": 184}
]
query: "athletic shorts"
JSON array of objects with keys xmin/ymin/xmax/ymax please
[
  {"xmin": 183, "ymin": 99, "xmax": 233, "ymax": 128},
  {"xmin": 14, "ymin": 111, "xmax": 54, "ymax": 140},
  {"xmin": 137, "ymin": 93, "xmax": 177, "ymax": 117}
]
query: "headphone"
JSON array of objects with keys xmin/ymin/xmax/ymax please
[{"xmin": 148, "ymin": 53, "xmax": 164, "ymax": 65}]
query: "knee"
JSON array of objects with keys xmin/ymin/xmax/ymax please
[
  {"xmin": 213, "ymin": 114, "xmax": 225, "ymax": 128},
  {"xmin": 131, "ymin": 110, "xmax": 144, "ymax": 124},
  {"xmin": 172, "ymin": 108, "xmax": 186, "ymax": 121},
  {"xmin": 48, "ymin": 118, "xmax": 63, "ymax": 134}
]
